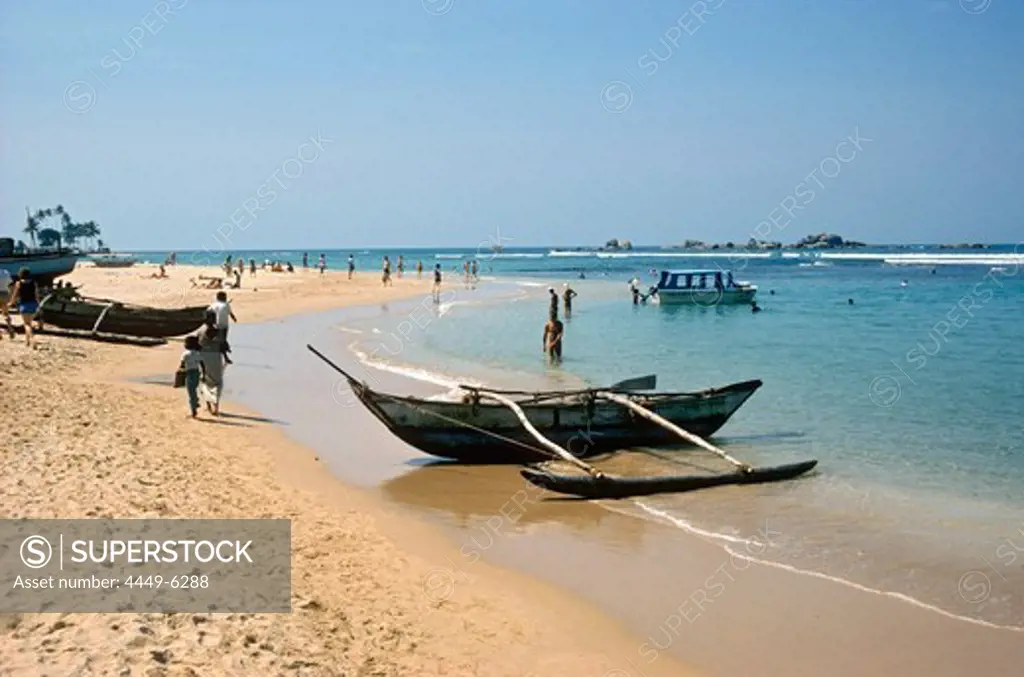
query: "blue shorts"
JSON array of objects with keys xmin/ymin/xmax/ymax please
[{"xmin": 19, "ymin": 301, "xmax": 38, "ymax": 315}]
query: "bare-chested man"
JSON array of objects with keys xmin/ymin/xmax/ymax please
[{"xmin": 542, "ymin": 313, "xmax": 563, "ymax": 364}]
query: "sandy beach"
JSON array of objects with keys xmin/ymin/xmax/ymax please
[{"xmin": 0, "ymin": 263, "xmax": 694, "ymax": 677}]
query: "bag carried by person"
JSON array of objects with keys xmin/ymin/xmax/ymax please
[{"xmin": 173, "ymin": 368, "xmax": 186, "ymax": 388}]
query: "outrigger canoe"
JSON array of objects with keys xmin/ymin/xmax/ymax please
[
  {"xmin": 308, "ymin": 345, "xmax": 819, "ymax": 498},
  {"xmin": 309, "ymin": 345, "xmax": 760, "ymax": 464}
]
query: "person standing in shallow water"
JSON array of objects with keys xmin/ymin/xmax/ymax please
[
  {"xmin": 432, "ymin": 263, "xmax": 442, "ymax": 303},
  {"xmin": 562, "ymin": 283, "xmax": 577, "ymax": 317},
  {"xmin": 548, "ymin": 287, "xmax": 559, "ymax": 318},
  {"xmin": 543, "ymin": 312, "xmax": 564, "ymax": 365}
]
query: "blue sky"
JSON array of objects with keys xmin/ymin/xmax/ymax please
[{"xmin": 1, "ymin": 0, "xmax": 1021, "ymax": 250}]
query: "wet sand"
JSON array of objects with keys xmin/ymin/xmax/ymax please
[
  {"xmin": 226, "ymin": 297, "xmax": 1024, "ymax": 677},
  {"xmin": 1, "ymin": 264, "xmax": 695, "ymax": 677}
]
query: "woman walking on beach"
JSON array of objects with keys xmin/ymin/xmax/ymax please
[
  {"xmin": 196, "ymin": 312, "xmax": 225, "ymax": 415},
  {"xmin": 179, "ymin": 335, "xmax": 203, "ymax": 417},
  {"xmin": 382, "ymin": 256, "xmax": 392, "ymax": 286},
  {"xmin": 7, "ymin": 268, "xmax": 38, "ymax": 347}
]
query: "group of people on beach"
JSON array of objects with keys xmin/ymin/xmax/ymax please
[
  {"xmin": 543, "ymin": 284, "xmax": 577, "ymax": 365},
  {"xmin": 177, "ymin": 291, "xmax": 237, "ymax": 418}
]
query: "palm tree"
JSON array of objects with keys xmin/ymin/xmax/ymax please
[
  {"xmin": 61, "ymin": 213, "xmax": 77, "ymax": 247},
  {"xmin": 23, "ymin": 208, "xmax": 39, "ymax": 246},
  {"xmin": 80, "ymin": 221, "xmax": 100, "ymax": 250}
]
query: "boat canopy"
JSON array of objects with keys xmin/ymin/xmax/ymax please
[{"xmin": 657, "ymin": 269, "xmax": 739, "ymax": 290}]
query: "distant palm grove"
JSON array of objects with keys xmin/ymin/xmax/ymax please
[{"xmin": 21, "ymin": 205, "xmax": 103, "ymax": 251}]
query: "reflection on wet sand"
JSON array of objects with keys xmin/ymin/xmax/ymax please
[{"xmin": 379, "ymin": 460, "xmax": 652, "ymax": 549}]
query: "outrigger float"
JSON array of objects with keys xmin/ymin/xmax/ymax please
[{"xmin": 308, "ymin": 345, "xmax": 817, "ymax": 499}]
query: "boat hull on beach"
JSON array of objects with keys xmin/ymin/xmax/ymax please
[
  {"xmin": 351, "ymin": 379, "xmax": 763, "ymax": 463},
  {"xmin": 38, "ymin": 297, "xmax": 208, "ymax": 338},
  {"xmin": 0, "ymin": 252, "xmax": 80, "ymax": 284}
]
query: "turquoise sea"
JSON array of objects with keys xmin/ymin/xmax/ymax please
[{"xmin": 142, "ymin": 245, "xmax": 1024, "ymax": 629}]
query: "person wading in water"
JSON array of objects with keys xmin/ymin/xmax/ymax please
[
  {"xmin": 543, "ymin": 311, "xmax": 564, "ymax": 365},
  {"xmin": 548, "ymin": 287, "xmax": 559, "ymax": 318},
  {"xmin": 562, "ymin": 283, "xmax": 577, "ymax": 317}
]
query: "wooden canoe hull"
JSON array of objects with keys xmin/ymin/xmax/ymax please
[
  {"xmin": 354, "ymin": 379, "xmax": 762, "ymax": 463},
  {"xmin": 38, "ymin": 299, "xmax": 207, "ymax": 338},
  {"xmin": 520, "ymin": 460, "xmax": 818, "ymax": 499}
]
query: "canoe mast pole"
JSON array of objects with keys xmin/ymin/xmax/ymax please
[
  {"xmin": 469, "ymin": 388, "xmax": 605, "ymax": 479},
  {"xmin": 596, "ymin": 391, "xmax": 752, "ymax": 473}
]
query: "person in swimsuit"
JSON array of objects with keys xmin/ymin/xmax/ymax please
[
  {"xmin": 397, "ymin": 255, "xmax": 404, "ymax": 278},
  {"xmin": 432, "ymin": 264, "xmax": 442, "ymax": 303},
  {"xmin": 562, "ymin": 283, "xmax": 577, "ymax": 316},
  {"xmin": 417, "ymin": 260, "xmax": 423, "ymax": 278},
  {"xmin": 543, "ymin": 313, "xmax": 564, "ymax": 364},
  {"xmin": 8, "ymin": 268, "xmax": 38, "ymax": 347},
  {"xmin": 382, "ymin": 256, "xmax": 392, "ymax": 286},
  {"xmin": 548, "ymin": 287, "xmax": 559, "ymax": 317},
  {"xmin": 348, "ymin": 255, "xmax": 355, "ymax": 279}
]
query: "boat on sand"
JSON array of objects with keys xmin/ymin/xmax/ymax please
[{"xmin": 38, "ymin": 293, "xmax": 208, "ymax": 338}]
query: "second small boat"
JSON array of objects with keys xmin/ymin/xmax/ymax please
[{"xmin": 654, "ymin": 269, "xmax": 757, "ymax": 306}]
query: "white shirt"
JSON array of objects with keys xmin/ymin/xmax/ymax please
[
  {"xmin": 180, "ymin": 349, "xmax": 202, "ymax": 371},
  {"xmin": 208, "ymin": 300, "xmax": 231, "ymax": 327}
]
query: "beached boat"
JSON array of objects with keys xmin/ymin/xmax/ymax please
[
  {"xmin": 308, "ymin": 345, "xmax": 818, "ymax": 498},
  {"xmin": 311, "ymin": 347, "xmax": 761, "ymax": 464},
  {"xmin": 0, "ymin": 237, "xmax": 80, "ymax": 284},
  {"xmin": 654, "ymin": 269, "xmax": 757, "ymax": 305},
  {"xmin": 89, "ymin": 252, "xmax": 137, "ymax": 268},
  {"xmin": 38, "ymin": 295, "xmax": 207, "ymax": 338}
]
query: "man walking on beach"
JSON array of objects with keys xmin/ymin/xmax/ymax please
[
  {"xmin": 348, "ymin": 254, "xmax": 355, "ymax": 279},
  {"xmin": 543, "ymin": 312, "xmax": 564, "ymax": 365},
  {"xmin": 208, "ymin": 291, "xmax": 237, "ymax": 365},
  {"xmin": 382, "ymin": 256, "xmax": 392, "ymax": 286}
]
